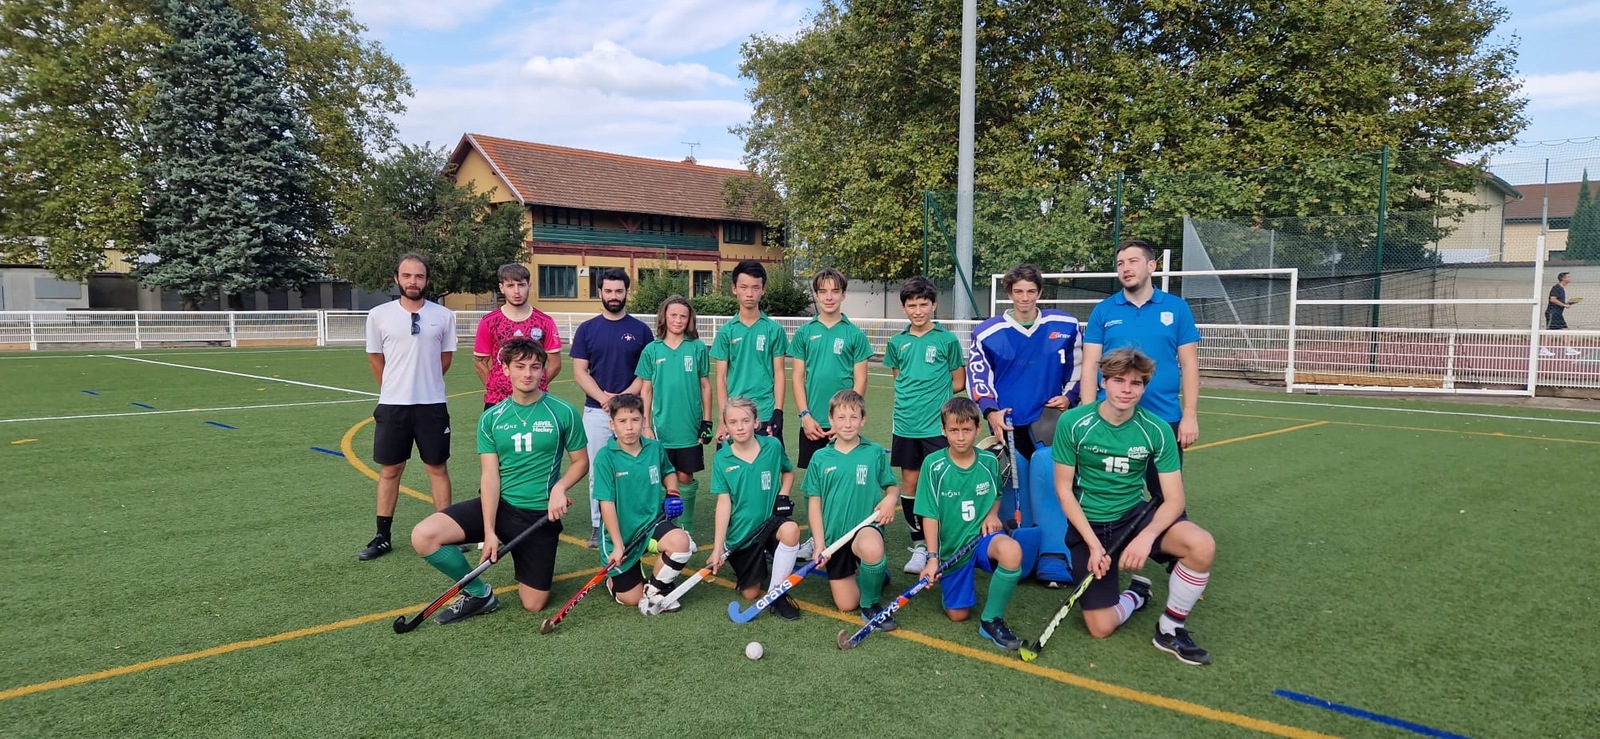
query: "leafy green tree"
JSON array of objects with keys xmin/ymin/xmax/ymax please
[
  {"xmin": 738, "ymin": 0, "xmax": 1526, "ymax": 280},
  {"xmin": 1566, "ymin": 171, "xmax": 1600, "ymax": 261},
  {"xmin": 134, "ymin": 0, "xmax": 324, "ymax": 307},
  {"xmin": 331, "ymin": 144, "xmax": 527, "ymax": 299},
  {"xmin": 0, "ymin": 0, "xmax": 409, "ymax": 279}
]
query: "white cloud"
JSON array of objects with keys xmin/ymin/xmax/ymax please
[
  {"xmin": 494, "ymin": 0, "xmax": 812, "ymax": 59},
  {"xmin": 521, "ymin": 41, "xmax": 735, "ymax": 97},
  {"xmin": 349, "ymin": 0, "xmax": 505, "ymax": 32},
  {"xmin": 1522, "ymin": 71, "xmax": 1600, "ymax": 109},
  {"xmin": 1522, "ymin": 2, "xmax": 1600, "ymax": 29}
]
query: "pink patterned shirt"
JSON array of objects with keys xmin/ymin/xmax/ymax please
[{"xmin": 474, "ymin": 307, "xmax": 562, "ymax": 403}]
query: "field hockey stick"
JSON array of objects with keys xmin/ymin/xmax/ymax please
[
  {"xmin": 539, "ymin": 512, "xmax": 667, "ymax": 634},
  {"xmin": 393, "ymin": 515, "xmax": 553, "ymax": 634},
  {"xmin": 726, "ymin": 513, "xmax": 877, "ymax": 623},
  {"xmin": 836, "ymin": 533, "xmax": 984, "ymax": 650},
  {"xmin": 644, "ymin": 514, "xmax": 782, "ymax": 616},
  {"xmin": 1018, "ymin": 502, "xmax": 1151, "ymax": 662}
]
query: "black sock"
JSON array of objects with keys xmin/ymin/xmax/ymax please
[
  {"xmin": 900, "ymin": 497, "xmax": 923, "ymax": 542},
  {"xmin": 377, "ymin": 516, "xmax": 393, "ymax": 540}
]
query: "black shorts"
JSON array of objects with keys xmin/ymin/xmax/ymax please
[
  {"xmin": 727, "ymin": 520, "xmax": 785, "ymax": 592},
  {"xmin": 608, "ymin": 520, "xmax": 681, "ymax": 592},
  {"xmin": 373, "ymin": 403, "xmax": 451, "ymax": 466},
  {"xmin": 890, "ymin": 434, "xmax": 948, "ymax": 471},
  {"xmin": 1144, "ymin": 421, "xmax": 1184, "ymax": 502},
  {"xmin": 1066, "ymin": 504, "xmax": 1187, "ymax": 611},
  {"xmin": 821, "ymin": 524, "xmax": 884, "ymax": 579},
  {"xmin": 442, "ymin": 498, "xmax": 565, "ymax": 590},
  {"xmin": 797, "ymin": 432, "xmax": 830, "ymax": 468},
  {"xmin": 1548, "ymin": 310, "xmax": 1568, "ymax": 330},
  {"xmin": 665, "ymin": 445, "xmax": 704, "ymax": 476}
]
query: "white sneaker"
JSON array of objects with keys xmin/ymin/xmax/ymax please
[
  {"xmin": 1539, "ymin": 347, "xmax": 1556, "ymax": 357},
  {"xmin": 903, "ymin": 544, "xmax": 929, "ymax": 574},
  {"xmin": 1565, "ymin": 348, "xmax": 1582, "ymax": 357},
  {"xmin": 795, "ymin": 540, "xmax": 816, "ymax": 561},
  {"xmin": 639, "ymin": 583, "xmax": 679, "ymax": 616}
]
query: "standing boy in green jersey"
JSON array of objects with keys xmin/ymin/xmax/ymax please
[
  {"xmin": 592, "ymin": 394, "xmax": 696, "ymax": 615},
  {"xmin": 636, "ymin": 295, "xmax": 713, "ymax": 530},
  {"xmin": 408, "ymin": 338, "xmax": 588, "ymax": 624},
  {"xmin": 708, "ymin": 397, "xmax": 804, "ymax": 621},
  {"xmin": 914, "ymin": 397, "xmax": 1026, "ymax": 650},
  {"xmin": 1051, "ymin": 348, "xmax": 1217, "ymax": 666},
  {"xmin": 804, "ymin": 390, "xmax": 899, "ymax": 627},
  {"xmin": 791, "ymin": 268, "xmax": 872, "ymax": 470},
  {"xmin": 712, "ymin": 260, "xmax": 788, "ymax": 445},
  {"xmin": 885, "ymin": 276, "xmax": 967, "ymax": 573}
]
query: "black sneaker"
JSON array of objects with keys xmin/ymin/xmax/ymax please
[
  {"xmin": 1127, "ymin": 575, "xmax": 1153, "ymax": 613},
  {"xmin": 1153, "ymin": 626, "xmax": 1212, "ymax": 666},
  {"xmin": 979, "ymin": 617, "xmax": 1024, "ymax": 650},
  {"xmin": 770, "ymin": 594, "xmax": 802, "ymax": 621},
  {"xmin": 357, "ymin": 536, "xmax": 392, "ymax": 561},
  {"xmin": 434, "ymin": 591, "xmax": 500, "ymax": 625},
  {"xmin": 861, "ymin": 604, "xmax": 899, "ymax": 632}
]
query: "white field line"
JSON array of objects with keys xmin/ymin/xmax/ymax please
[
  {"xmin": 107, "ymin": 355, "xmax": 374, "ymax": 396},
  {"xmin": 0, "ymin": 398, "xmax": 371, "ymax": 424}
]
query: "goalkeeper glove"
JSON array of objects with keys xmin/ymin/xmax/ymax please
[
  {"xmin": 698, "ymin": 420, "xmax": 714, "ymax": 445},
  {"xmin": 772, "ymin": 495, "xmax": 794, "ymax": 518},
  {"xmin": 663, "ymin": 492, "xmax": 684, "ymax": 519}
]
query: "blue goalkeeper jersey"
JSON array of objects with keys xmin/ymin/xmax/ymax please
[{"xmin": 966, "ymin": 309, "xmax": 1082, "ymax": 427}]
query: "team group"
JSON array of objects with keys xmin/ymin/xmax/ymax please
[{"xmin": 360, "ymin": 240, "xmax": 1218, "ymax": 666}]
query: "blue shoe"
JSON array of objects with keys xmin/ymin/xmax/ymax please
[{"xmin": 979, "ymin": 617, "xmax": 1023, "ymax": 650}]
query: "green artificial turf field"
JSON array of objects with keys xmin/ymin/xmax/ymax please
[{"xmin": 3, "ymin": 346, "xmax": 1597, "ymax": 737}]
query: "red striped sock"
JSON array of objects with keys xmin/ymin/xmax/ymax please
[{"xmin": 1159, "ymin": 564, "xmax": 1209, "ymax": 634}]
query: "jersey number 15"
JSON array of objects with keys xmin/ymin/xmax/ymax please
[{"xmin": 1102, "ymin": 456, "xmax": 1129, "ymax": 474}]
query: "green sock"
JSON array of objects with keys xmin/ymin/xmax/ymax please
[
  {"xmin": 678, "ymin": 479, "xmax": 699, "ymax": 531},
  {"xmin": 856, "ymin": 556, "xmax": 888, "ymax": 607},
  {"xmin": 981, "ymin": 565, "xmax": 1022, "ymax": 622},
  {"xmin": 422, "ymin": 546, "xmax": 491, "ymax": 598}
]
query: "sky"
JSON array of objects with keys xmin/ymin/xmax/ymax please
[{"xmin": 348, "ymin": 0, "xmax": 1600, "ymax": 181}]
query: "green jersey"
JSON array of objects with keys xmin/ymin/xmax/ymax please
[
  {"xmin": 635, "ymin": 338, "xmax": 710, "ymax": 449},
  {"xmin": 592, "ymin": 437, "xmax": 675, "ymax": 569},
  {"xmin": 801, "ymin": 438, "xmax": 896, "ymax": 541},
  {"xmin": 477, "ymin": 394, "xmax": 587, "ymax": 510},
  {"xmin": 883, "ymin": 324, "xmax": 964, "ymax": 438},
  {"xmin": 1051, "ymin": 403, "xmax": 1180, "ymax": 522},
  {"xmin": 710, "ymin": 312, "xmax": 788, "ymax": 421},
  {"xmin": 789, "ymin": 315, "xmax": 872, "ymax": 429},
  {"xmin": 913, "ymin": 448, "xmax": 1001, "ymax": 556},
  {"xmin": 710, "ymin": 435, "xmax": 792, "ymax": 546}
]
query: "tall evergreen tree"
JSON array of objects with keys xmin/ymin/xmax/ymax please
[
  {"xmin": 1566, "ymin": 171, "xmax": 1600, "ymax": 261},
  {"xmin": 134, "ymin": 0, "xmax": 325, "ymax": 307}
]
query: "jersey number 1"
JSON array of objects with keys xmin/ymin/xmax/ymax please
[{"xmin": 511, "ymin": 432, "xmax": 535, "ymax": 453}]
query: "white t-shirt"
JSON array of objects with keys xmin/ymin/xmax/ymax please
[{"xmin": 365, "ymin": 300, "xmax": 457, "ymax": 405}]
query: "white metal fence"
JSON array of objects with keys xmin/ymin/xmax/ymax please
[{"xmin": 4, "ymin": 307, "xmax": 1598, "ymax": 395}]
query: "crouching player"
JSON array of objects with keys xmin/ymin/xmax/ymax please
[
  {"xmin": 916, "ymin": 397, "xmax": 1031, "ymax": 650},
  {"xmin": 409, "ymin": 337, "xmax": 587, "ymax": 624},
  {"xmin": 592, "ymin": 393, "xmax": 695, "ymax": 614},
  {"xmin": 709, "ymin": 397, "xmax": 804, "ymax": 620},
  {"xmin": 1051, "ymin": 348, "xmax": 1217, "ymax": 665},
  {"xmin": 803, "ymin": 390, "xmax": 899, "ymax": 627}
]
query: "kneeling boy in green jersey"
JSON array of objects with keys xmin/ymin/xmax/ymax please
[
  {"xmin": 914, "ymin": 397, "xmax": 1027, "ymax": 650},
  {"xmin": 592, "ymin": 393, "xmax": 696, "ymax": 614},
  {"xmin": 709, "ymin": 397, "xmax": 804, "ymax": 621},
  {"xmin": 803, "ymin": 390, "xmax": 899, "ymax": 628}
]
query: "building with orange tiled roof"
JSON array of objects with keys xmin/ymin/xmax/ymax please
[{"xmin": 446, "ymin": 133, "xmax": 781, "ymax": 312}]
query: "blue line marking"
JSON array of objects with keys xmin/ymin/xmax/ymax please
[
  {"xmin": 82, "ymin": 390, "xmax": 99, "ymax": 396},
  {"xmin": 131, "ymin": 402, "xmax": 154, "ymax": 409},
  {"xmin": 1273, "ymin": 690, "xmax": 1469, "ymax": 738},
  {"xmin": 205, "ymin": 421, "xmax": 237, "ymax": 430},
  {"xmin": 310, "ymin": 446, "xmax": 345, "ymax": 458}
]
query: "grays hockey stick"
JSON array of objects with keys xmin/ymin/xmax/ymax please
[
  {"xmin": 644, "ymin": 514, "xmax": 784, "ymax": 616},
  {"xmin": 726, "ymin": 514, "xmax": 877, "ymax": 623},
  {"xmin": 539, "ymin": 512, "xmax": 667, "ymax": 634},
  {"xmin": 836, "ymin": 533, "xmax": 984, "ymax": 650},
  {"xmin": 393, "ymin": 515, "xmax": 553, "ymax": 634},
  {"xmin": 1019, "ymin": 502, "xmax": 1151, "ymax": 662}
]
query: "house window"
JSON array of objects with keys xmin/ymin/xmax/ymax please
[
  {"xmin": 692, "ymin": 270, "xmax": 713, "ymax": 297},
  {"xmin": 723, "ymin": 222, "xmax": 755, "ymax": 244},
  {"xmin": 538, "ymin": 265, "xmax": 577, "ymax": 298},
  {"xmin": 641, "ymin": 215, "xmax": 683, "ymax": 233},
  {"xmin": 538, "ymin": 206, "xmax": 594, "ymax": 228}
]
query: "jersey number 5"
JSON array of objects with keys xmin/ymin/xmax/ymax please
[
  {"xmin": 511, "ymin": 432, "xmax": 535, "ymax": 453},
  {"xmin": 1102, "ymin": 456, "xmax": 1129, "ymax": 474},
  {"xmin": 961, "ymin": 500, "xmax": 977, "ymax": 521}
]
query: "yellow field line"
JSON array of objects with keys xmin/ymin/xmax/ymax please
[
  {"xmin": 1209, "ymin": 411, "xmax": 1600, "ymax": 446},
  {"xmin": 1186, "ymin": 421, "xmax": 1329, "ymax": 452},
  {"xmin": 0, "ymin": 567, "xmax": 600, "ymax": 703}
]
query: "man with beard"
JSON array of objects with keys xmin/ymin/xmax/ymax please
[
  {"xmin": 360, "ymin": 253, "xmax": 458, "ymax": 561},
  {"xmin": 1080, "ymin": 239, "xmax": 1201, "ymax": 503},
  {"xmin": 474, "ymin": 263, "xmax": 562, "ymax": 408},
  {"xmin": 571, "ymin": 268, "xmax": 652, "ymax": 547}
]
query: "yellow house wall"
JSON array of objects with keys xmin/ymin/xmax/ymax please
[
  {"xmin": 1433, "ymin": 184, "xmax": 1507, "ymax": 258},
  {"xmin": 1504, "ymin": 223, "xmax": 1567, "ymax": 262}
]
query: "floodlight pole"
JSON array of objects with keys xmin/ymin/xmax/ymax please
[{"xmin": 954, "ymin": 0, "xmax": 976, "ymax": 320}]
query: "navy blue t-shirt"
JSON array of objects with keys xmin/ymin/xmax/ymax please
[{"xmin": 570, "ymin": 313, "xmax": 652, "ymax": 408}]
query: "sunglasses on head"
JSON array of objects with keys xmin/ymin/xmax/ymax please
[{"xmin": 411, "ymin": 312, "xmax": 420, "ymax": 336}]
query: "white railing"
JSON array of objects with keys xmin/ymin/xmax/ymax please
[{"xmin": 5, "ymin": 309, "xmax": 1598, "ymax": 396}]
